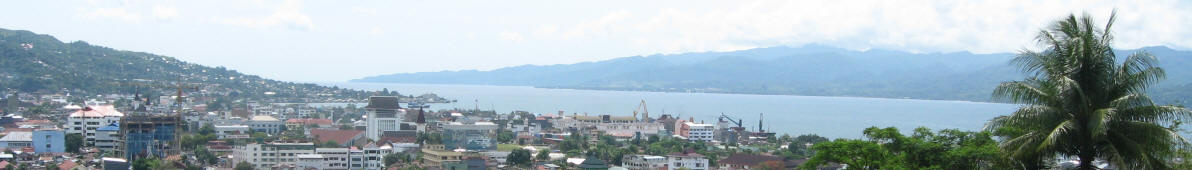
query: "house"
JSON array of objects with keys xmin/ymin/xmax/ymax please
[{"xmin": 717, "ymin": 153, "xmax": 785, "ymax": 170}]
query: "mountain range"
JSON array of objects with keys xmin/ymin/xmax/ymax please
[
  {"xmin": 0, "ymin": 28, "xmax": 371, "ymax": 103},
  {"xmin": 354, "ymin": 44, "xmax": 1192, "ymax": 105}
]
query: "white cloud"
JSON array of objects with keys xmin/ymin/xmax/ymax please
[
  {"xmin": 544, "ymin": 0, "xmax": 1192, "ymax": 54},
  {"xmin": 369, "ymin": 27, "xmax": 384, "ymax": 35},
  {"xmin": 81, "ymin": 7, "xmax": 142, "ymax": 22},
  {"xmin": 151, "ymin": 5, "xmax": 179, "ymax": 21},
  {"xmin": 351, "ymin": 7, "xmax": 378, "ymax": 16},
  {"xmin": 213, "ymin": 0, "xmax": 315, "ymax": 30},
  {"xmin": 561, "ymin": 10, "xmax": 632, "ymax": 39},
  {"xmin": 499, "ymin": 31, "xmax": 525, "ymax": 42}
]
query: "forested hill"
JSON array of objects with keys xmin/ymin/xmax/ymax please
[
  {"xmin": 355, "ymin": 44, "xmax": 1192, "ymax": 105},
  {"xmin": 0, "ymin": 28, "xmax": 370, "ymax": 102}
]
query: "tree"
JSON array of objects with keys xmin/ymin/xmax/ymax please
[
  {"xmin": 194, "ymin": 147, "xmax": 218, "ymax": 165},
  {"xmin": 986, "ymin": 11, "xmax": 1191, "ymax": 170},
  {"xmin": 384, "ymin": 153, "xmax": 406, "ymax": 167},
  {"xmin": 322, "ymin": 140, "xmax": 340, "ymax": 147},
  {"xmin": 506, "ymin": 148, "xmax": 533, "ymax": 167},
  {"xmin": 199, "ymin": 123, "xmax": 216, "ymax": 135},
  {"xmin": 132, "ymin": 157, "xmax": 162, "ymax": 170},
  {"xmin": 234, "ymin": 161, "xmax": 254, "ymax": 170},
  {"xmin": 65, "ymin": 134, "xmax": 83, "ymax": 153},
  {"xmin": 536, "ymin": 149, "xmax": 550, "ymax": 161},
  {"xmin": 757, "ymin": 161, "xmax": 784, "ymax": 170}
]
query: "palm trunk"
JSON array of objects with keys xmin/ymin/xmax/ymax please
[{"xmin": 1078, "ymin": 151, "xmax": 1096, "ymax": 170}]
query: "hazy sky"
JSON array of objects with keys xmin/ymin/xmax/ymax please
[{"xmin": 1, "ymin": 0, "xmax": 1189, "ymax": 82}]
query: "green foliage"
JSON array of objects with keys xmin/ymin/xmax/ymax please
[
  {"xmin": 384, "ymin": 153, "xmax": 413, "ymax": 168},
  {"xmin": 535, "ymin": 149, "xmax": 550, "ymax": 161},
  {"xmin": 132, "ymin": 157, "xmax": 163, "ymax": 170},
  {"xmin": 198, "ymin": 123, "xmax": 215, "ymax": 135},
  {"xmin": 65, "ymin": 133, "xmax": 83, "ymax": 153},
  {"xmin": 986, "ymin": 11, "xmax": 1192, "ymax": 170},
  {"xmin": 802, "ymin": 127, "xmax": 1009, "ymax": 170},
  {"xmin": 234, "ymin": 161, "xmax": 254, "ymax": 170},
  {"xmin": 0, "ymin": 28, "xmax": 370, "ymax": 102},
  {"xmin": 194, "ymin": 147, "xmax": 218, "ymax": 165},
  {"xmin": 506, "ymin": 148, "xmax": 533, "ymax": 167},
  {"xmin": 322, "ymin": 140, "xmax": 340, "ymax": 148},
  {"xmin": 497, "ymin": 130, "xmax": 515, "ymax": 144}
]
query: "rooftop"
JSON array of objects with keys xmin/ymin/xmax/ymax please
[
  {"xmin": 251, "ymin": 115, "xmax": 280, "ymax": 121},
  {"xmin": 310, "ymin": 129, "xmax": 364, "ymax": 145},
  {"xmin": 365, "ymin": 96, "xmax": 401, "ymax": 110},
  {"xmin": 0, "ymin": 132, "xmax": 31, "ymax": 142},
  {"xmin": 68, "ymin": 105, "xmax": 124, "ymax": 118}
]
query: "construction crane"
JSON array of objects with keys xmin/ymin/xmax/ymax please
[
  {"xmin": 633, "ymin": 99, "xmax": 649, "ymax": 121},
  {"xmin": 719, "ymin": 113, "xmax": 744, "ymax": 128}
]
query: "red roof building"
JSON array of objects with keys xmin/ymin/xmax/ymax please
[{"xmin": 310, "ymin": 129, "xmax": 364, "ymax": 147}]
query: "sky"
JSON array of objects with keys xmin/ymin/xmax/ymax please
[{"xmin": 1, "ymin": 0, "xmax": 1190, "ymax": 82}]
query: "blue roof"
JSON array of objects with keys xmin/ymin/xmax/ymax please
[{"xmin": 97, "ymin": 123, "xmax": 120, "ymax": 131}]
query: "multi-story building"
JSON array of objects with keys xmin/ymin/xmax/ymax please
[
  {"xmin": 214, "ymin": 125, "xmax": 251, "ymax": 139},
  {"xmin": 32, "ymin": 128, "xmax": 65, "ymax": 153},
  {"xmin": 678, "ymin": 122, "xmax": 716, "ymax": 142},
  {"xmin": 232, "ymin": 142, "xmax": 391, "ymax": 170},
  {"xmin": 67, "ymin": 105, "xmax": 124, "ymax": 145},
  {"xmin": 94, "ymin": 123, "xmax": 122, "ymax": 154},
  {"xmin": 315, "ymin": 148, "xmax": 352, "ymax": 170},
  {"xmin": 668, "ymin": 150, "xmax": 710, "ymax": 170},
  {"xmin": 249, "ymin": 115, "xmax": 283, "ymax": 134},
  {"xmin": 621, "ymin": 155, "xmax": 667, "ymax": 170},
  {"xmin": 357, "ymin": 142, "xmax": 392, "ymax": 169},
  {"xmin": 442, "ymin": 122, "xmax": 498, "ymax": 151},
  {"xmin": 555, "ymin": 114, "xmax": 665, "ymax": 138},
  {"xmin": 121, "ymin": 115, "xmax": 180, "ymax": 159},
  {"xmin": 232, "ymin": 141, "xmax": 316, "ymax": 169},
  {"xmin": 421, "ymin": 144, "xmax": 465, "ymax": 168},
  {"xmin": 365, "ymin": 96, "xmax": 405, "ymax": 141}
]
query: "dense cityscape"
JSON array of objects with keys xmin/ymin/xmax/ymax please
[{"xmin": 4, "ymin": 1, "xmax": 1192, "ymax": 170}]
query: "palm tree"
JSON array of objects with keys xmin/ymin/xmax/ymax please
[{"xmin": 986, "ymin": 11, "xmax": 1190, "ymax": 170}]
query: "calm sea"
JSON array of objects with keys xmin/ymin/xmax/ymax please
[{"xmin": 322, "ymin": 82, "xmax": 1017, "ymax": 139}]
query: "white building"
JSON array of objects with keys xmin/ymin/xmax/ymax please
[
  {"xmin": 249, "ymin": 115, "xmax": 283, "ymax": 134},
  {"xmin": 668, "ymin": 151, "xmax": 710, "ymax": 170},
  {"xmin": 232, "ymin": 141, "xmax": 391, "ymax": 170},
  {"xmin": 67, "ymin": 105, "xmax": 124, "ymax": 145},
  {"xmin": 214, "ymin": 125, "xmax": 251, "ymax": 139},
  {"xmin": 679, "ymin": 122, "xmax": 716, "ymax": 142},
  {"xmin": 555, "ymin": 114, "xmax": 664, "ymax": 138},
  {"xmin": 622, "ymin": 155, "xmax": 667, "ymax": 170},
  {"xmin": 316, "ymin": 148, "xmax": 352, "ymax": 170},
  {"xmin": 365, "ymin": 96, "xmax": 406, "ymax": 140},
  {"xmin": 232, "ymin": 142, "xmax": 316, "ymax": 169}
]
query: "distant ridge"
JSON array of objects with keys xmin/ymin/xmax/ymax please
[
  {"xmin": 355, "ymin": 44, "xmax": 1192, "ymax": 105},
  {"xmin": 0, "ymin": 28, "xmax": 370, "ymax": 102}
]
